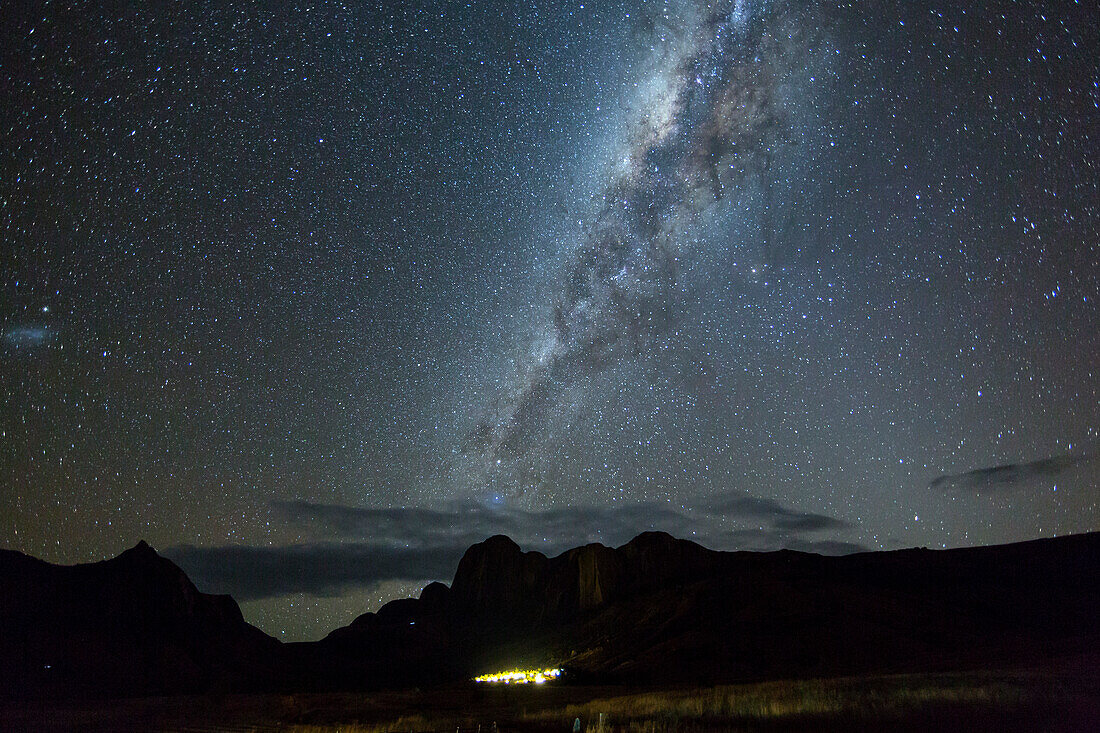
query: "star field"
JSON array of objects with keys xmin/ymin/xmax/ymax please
[{"xmin": 2, "ymin": 0, "xmax": 1097, "ymax": 640}]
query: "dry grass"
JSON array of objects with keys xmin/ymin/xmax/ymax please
[
  {"xmin": 265, "ymin": 670, "xmax": 1091, "ymax": 733},
  {"xmin": 3, "ymin": 667, "xmax": 1095, "ymax": 732},
  {"xmin": 281, "ymin": 719, "xmax": 430, "ymax": 733},
  {"xmin": 519, "ymin": 673, "xmax": 1029, "ymax": 730}
]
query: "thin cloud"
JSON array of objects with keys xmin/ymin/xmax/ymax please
[
  {"xmin": 697, "ymin": 492, "xmax": 847, "ymax": 531},
  {"xmin": 272, "ymin": 498, "xmax": 707, "ymax": 551},
  {"xmin": 168, "ymin": 492, "xmax": 858, "ymax": 602},
  {"xmin": 164, "ymin": 542, "xmax": 464, "ymax": 602},
  {"xmin": 930, "ymin": 452, "xmax": 1098, "ymax": 493},
  {"xmin": 275, "ymin": 490, "xmax": 848, "ymax": 548}
]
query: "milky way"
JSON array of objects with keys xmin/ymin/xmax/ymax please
[{"xmin": 468, "ymin": 0, "xmax": 825, "ymax": 474}]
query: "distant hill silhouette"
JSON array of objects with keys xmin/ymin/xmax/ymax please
[
  {"xmin": 0, "ymin": 541, "xmax": 280, "ymax": 697},
  {"xmin": 3, "ymin": 532, "xmax": 1098, "ymax": 696}
]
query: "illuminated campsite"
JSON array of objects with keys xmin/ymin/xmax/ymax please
[{"xmin": 473, "ymin": 668, "xmax": 563, "ymax": 685}]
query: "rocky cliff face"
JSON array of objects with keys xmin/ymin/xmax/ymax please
[
  {"xmin": 323, "ymin": 530, "xmax": 1100, "ymax": 685},
  {"xmin": 446, "ymin": 531, "xmax": 724, "ymax": 626},
  {"xmin": 449, "ymin": 535, "xmax": 551, "ymax": 624},
  {"xmin": 570, "ymin": 543, "xmax": 618, "ymax": 610}
]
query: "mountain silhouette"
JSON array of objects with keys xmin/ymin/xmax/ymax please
[
  {"xmin": 0, "ymin": 540, "xmax": 280, "ymax": 697},
  {"xmin": 296, "ymin": 531, "xmax": 1099, "ymax": 689},
  {"xmin": 2, "ymin": 532, "xmax": 1097, "ymax": 696}
]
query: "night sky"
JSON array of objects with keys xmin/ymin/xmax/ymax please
[{"xmin": 2, "ymin": 0, "xmax": 1097, "ymax": 641}]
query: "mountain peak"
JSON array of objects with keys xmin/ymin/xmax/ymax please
[
  {"xmin": 450, "ymin": 535, "xmax": 548, "ymax": 618},
  {"xmin": 621, "ymin": 530, "xmax": 677, "ymax": 550},
  {"xmin": 480, "ymin": 534, "xmax": 522, "ymax": 552},
  {"xmin": 118, "ymin": 539, "xmax": 160, "ymax": 562}
]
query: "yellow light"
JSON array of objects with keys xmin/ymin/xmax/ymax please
[{"xmin": 473, "ymin": 667, "xmax": 562, "ymax": 685}]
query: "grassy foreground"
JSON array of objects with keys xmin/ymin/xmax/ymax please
[{"xmin": 4, "ymin": 665, "xmax": 1097, "ymax": 732}]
